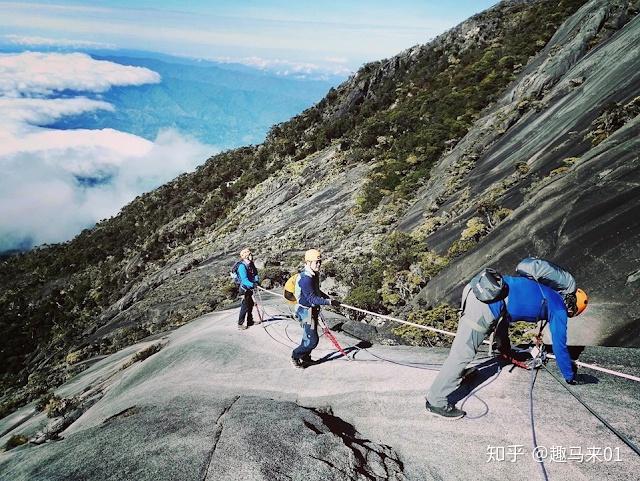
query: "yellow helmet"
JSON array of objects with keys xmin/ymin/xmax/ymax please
[
  {"xmin": 304, "ymin": 249, "xmax": 322, "ymax": 263},
  {"xmin": 239, "ymin": 248, "xmax": 252, "ymax": 259}
]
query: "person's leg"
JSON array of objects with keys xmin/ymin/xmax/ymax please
[
  {"xmin": 306, "ymin": 307, "xmax": 320, "ymax": 356},
  {"xmin": 245, "ymin": 291, "xmax": 254, "ymax": 325},
  {"xmin": 292, "ymin": 307, "xmax": 311, "ymax": 360},
  {"xmin": 426, "ymin": 287, "xmax": 494, "ymax": 407},
  {"xmin": 293, "ymin": 323, "xmax": 318, "ymax": 360},
  {"xmin": 238, "ymin": 288, "xmax": 248, "ymax": 326}
]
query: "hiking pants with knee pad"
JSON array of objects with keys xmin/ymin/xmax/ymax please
[{"xmin": 426, "ymin": 284, "xmax": 497, "ymax": 407}]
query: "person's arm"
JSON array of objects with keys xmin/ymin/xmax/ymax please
[
  {"xmin": 251, "ymin": 262, "xmax": 259, "ymax": 284},
  {"xmin": 549, "ymin": 309, "xmax": 574, "ymax": 382},
  {"xmin": 312, "ymin": 272, "xmax": 330, "ymax": 298},
  {"xmin": 300, "ymin": 275, "xmax": 330, "ymax": 306},
  {"xmin": 237, "ymin": 264, "xmax": 255, "ymax": 289}
]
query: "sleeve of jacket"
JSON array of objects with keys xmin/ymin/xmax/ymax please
[
  {"xmin": 251, "ymin": 262, "xmax": 259, "ymax": 284},
  {"xmin": 299, "ymin": 275, "xmax": 330, "ymax": 306},
  {"xmin": 237, "ymin": 264, "xmax": 255, "ymax": 289},
  {"xmin": 549, "ymin": 308, "xmax": 574, "ymax": 381}
]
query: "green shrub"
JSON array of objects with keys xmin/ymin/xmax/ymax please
[
  {"xmin": 5, "ymin": 434, "xmax": 28, "ymax": 451},
  {"xmin": 393, "ymin": 305, "xmax": 459, "ymax": 346},
  {"xmin": 461, "ymin": 217, "xmax": 487, "ymax": 241},
  {"xmin": 35, "ymin": 391, "xmax": 54, "ymax": 412},
  {"xmin": 344, "ymin": 285, "xmax": 385, "ymax": 318},
  {"xmin": 509, "ymin": 321, "xmax": 540, "ymax": 346},
  {"xmin": 121, "ymin": 342, "xmax": 164, "ymax": 370},
  {"xmin": 45, "ymin": 394, "xmax": 78, "ymax": 418},
  {"xmin": 447, "ymin": 238, "xmax": 478, "ymax": 259}
]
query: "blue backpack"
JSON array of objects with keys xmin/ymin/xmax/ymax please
[{"xmin": 230, "ymin": 261, "xmax": 242, "ymax": 285}]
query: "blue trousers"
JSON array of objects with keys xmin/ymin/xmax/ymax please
[{"xmin": 292, "ymin": 306, "xmax": 319, "ymax": 360}]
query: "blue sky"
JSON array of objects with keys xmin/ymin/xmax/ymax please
[{"xmin": 1, "ymin": 0, "xmax": 499, "ymax": 74}]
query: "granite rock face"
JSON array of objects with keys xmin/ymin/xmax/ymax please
[
  {"xmin": 2, "ymin": 306, "xmax": 639, "ymax": 480},
  {"xmin": 398, "ymin": 1, "xmax": 640, "ymax": 345},
  {"xmin": 97, "ymin": 0, "xmax": 640, "ymax": 347},
  {"xmin": 60, "ymin": 1, "xmax": 637, "ymax": 355},
  {"xmin": 0, "ymin": 314, "xmax": 408, "ymax": 481},
  {"xmin": 1, "ymin": 396, "xmax": 406, "ymax": 481}
]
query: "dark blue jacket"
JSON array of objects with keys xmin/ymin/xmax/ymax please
[
  {"xmin": 237, "ymin": 261, "xmax": 259, "ymax": 290},
  {"xmin": 297, "ymin": 268, "xmax": 330, "ymax": 308},
  {"xmin": 488, "ymin": 276, "xmax": 573, "ymax": 381}
]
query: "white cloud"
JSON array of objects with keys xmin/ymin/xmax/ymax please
[
  {"xmin": 3, "ymin": 34, "xmax": 116, "ymax": 49},
  {"xmin": 214, "ymin": 55, "xmax": 353, "ymax": 79},
  {"xmin": 323, "ymin": 56, "xmax": 349, "ymax": 65},
  {"xmin": 0, "ymin": 96, "xmax": 113, "ymax": 132},
  {"xmin": 0, "ymin": 126, "xmax": 214, "ymax": 251},
  {"xmin": 0, "ymin": 52, "xmax": 215, "ymax": 252},
  {"xmin": 0, "ymin": 52, "xmax": 160, "ymax": 97}
]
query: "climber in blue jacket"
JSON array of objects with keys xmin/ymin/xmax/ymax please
[
  {"xmin": 426, "ymin": 275, "xmax": 588, "ymax": 419},
  {"xmin": 236, "ymin": 248, "xmax": 259, "ymax": 330},
  {"xmin": 490, "ymin": 276, "xmax": 573, "ymax": 375}
]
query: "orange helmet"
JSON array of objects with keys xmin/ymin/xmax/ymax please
[{"xmin": 571, "ymin": 288, "xmax": 588, "ymax": 317}]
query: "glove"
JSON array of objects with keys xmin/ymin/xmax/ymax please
[{"xmin": 330, "ymin": 299, "xmax": 341, "ymax": 307}]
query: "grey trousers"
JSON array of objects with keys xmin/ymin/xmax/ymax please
[{"xmin": 426, "ymin": 285, "xmax": 497, "ymax": 407}]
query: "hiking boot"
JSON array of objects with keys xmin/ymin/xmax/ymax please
[
  {"xmin": 291, "ymin": 357, "xmax": 305, "ymax": 369},
  {"xmin": 425, "ymin": 400, "xmax": 466, "ymax": 420},
  {"xmin": 238, "ymin": 324, "xmax": 248, "ymax": 330}
]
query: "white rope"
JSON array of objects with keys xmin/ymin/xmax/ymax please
[
  {"xmin": 545, "ymin": 354, "xmax": 640, "ymax": 382},
  {"xmin": 340, "ymin": 303, "xmax": 458, "ymax": 338},
  {"xmin": 256, "ymin": 287, "xmax": 640, "ymax": 383}
]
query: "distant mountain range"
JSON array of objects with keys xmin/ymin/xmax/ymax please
[
  {"xmin": 1, "ymin": 48, "xmax": 340, "ymax": 148},
  {"xmin": 0, "ymin": 46, "xmax": 343, "ymax": 254}
]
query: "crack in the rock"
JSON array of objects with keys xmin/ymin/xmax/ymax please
[
  {"xmin": 199, "ymin": 396, "xmax": 240, "ymax": 481},
  {"xmin": 306, "ymin": 407, "xmax": 405, "ymax": 480},
  {"xmin": 309, "ymin": 454, "xmax": 358, "ymax": 481},
  {"xmin": 102, "ymin": 405, "xmax": 139, "ymax": 424}
]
